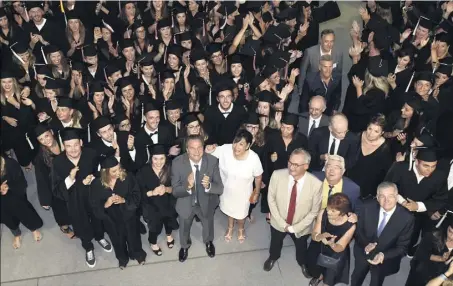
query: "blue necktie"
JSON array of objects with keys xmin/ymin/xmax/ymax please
[{"xmin": 377, "ymin": 212, "xmax": 388, "ymax": 237}]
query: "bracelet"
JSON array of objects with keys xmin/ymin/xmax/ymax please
[
  {"xmin": 440, "ymin": 274, "xmax": 448, "ymax": 281},
  {"xmin": 314, "ymin": 233, "xmax": 321, "ymax": 241}
]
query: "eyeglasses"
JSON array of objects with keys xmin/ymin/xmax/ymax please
[
  {"xmin": 288, "ymin": 161, "xmax": 306, "ymax": 168},
  {"xmin": 246, "ymin": 125, "xmax": 259, "ymax": 130}
]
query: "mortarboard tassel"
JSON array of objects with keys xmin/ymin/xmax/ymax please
[
  {"xmin": 10, "ymin": 43, "xmax": 26, "ymax": 66},
  {"xmin": 436, "ymin": 211, "xmax": 453, "ymax": 228},
  {"xmin": 24, "ymin": 3, "xmax": 29, "ymax": 21},
  {"xmin": 33, "ymin": 64, "xmax": 37, "ymax": 80},
  {"xmin": 405, "ymin": 72, "xmax": 415, "ymax": 92},
  {"xmin": 209, "ymin": 86, "xmax": 212, "ymax": 106},
  {"xmin": 86, "ymin": 83, "xmax": 90, "ymax": 100},
  {"xmin": 163, "ymin": 102, "xmax": 167, "ymax": 120},
  {"xmin": 412, "ymin": 17, "xmax": 421, "ymax": 37},
  {"xmin": 202, "ymin": 19, "xmax": 206, "ymax": 37},
  {"xmin": 41, "ymin": 47, "xmax": 48, "ymax": 64},
  {"xmin": 251, "ymin": 47, "xmax": 257, "ymax": 71},
  {"xmin": 171, "ymin": 11, "xmax": 174, "ymax": 28},
  {"xmin": 104, "ymin": 66, "xmax": 108, "ymax": 82},
  {"xmin": 26, "ymin": 133, "xmax": 34, "ymax": 150},
  {"xmin": 58, "ymin": 130, "xmax": 65, "ymax": 151},
  {"xmin": 102, "ymin": 20, "xmax": 115, "ymax": 33},
  {"xmin": 163, "ymin": 46, "xmax": 167, "ymax": 65},
  {"xmin": 87, "ymin": 123, "xmax": 91, "ymax": 143},
  {"xmin": 141, "ymin": 102, "xmax": 145, "ymax": 126},
  {"xmin": 408, "ymin": 147, "xmax": 414, "ymax": 171},
  {"xmin": 155, "ymin": 20, "xmax": 159, "ymax": 40},
  {"xmin": 175, "ymin": 122, "xmax": 178, "ymax": 137}
]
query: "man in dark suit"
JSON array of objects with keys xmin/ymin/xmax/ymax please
[
  {"xmin": 312, "ymin": 154, "xmax": 360, "ymax": 211},
  {"xmin": 296, "ymin": 95, "xmax": 330, "ymax": 138},
  {"xmin": 351, "ymin": 182, "xmax": 414, "ymax": 286},
  {"xmin": 308, "ymin": 113, "xmax": 358, "ymax": 171},
  {"xmin": 134, "ymin": 102, "xmax": 180, "ymax": 168},
  {"xmin": 171, "ymin": 135, "xmax": 223, "ymax": 263},
  {"xmin": 298, "ymin": 55, "xmax": 342, "ymax": 115}
]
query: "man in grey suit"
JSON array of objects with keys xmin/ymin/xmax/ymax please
[
  {"xmin": 297, "ymin": 96, "xmax": 330, "ymax": 138},
  {"xmin": 298, "ymin": 29, "xmax": 343, "ymax": 89},
  {"xmin": 171, "ymin": 135, "xmax": 223, "ymax": 262}
]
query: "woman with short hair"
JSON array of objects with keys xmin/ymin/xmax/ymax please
[{"xmin": 307, "ymin": 193, "xmax": 356, "ymax": 286}]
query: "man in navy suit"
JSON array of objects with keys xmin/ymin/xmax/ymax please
[
  {"xmin": 351, "ymin": 182, "xmax": 414, "ymax": 286},
  {"xmin": 312, "ymin": 154, "xmax": 360, "ymax": 211}
]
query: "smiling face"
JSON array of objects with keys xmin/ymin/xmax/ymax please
[
  {"xmin": 257, "ymin": 101, "xmax": 270, "ymax": 116},
  {"xmin": 415, "ymin": 159, "xmax": 437, "ymax": 177},
  {"xmin": 217, "ymin": 90, "xmax": 233, "ymax": 110},
  {"xmin": 29, "ymin": 7, "xmax": 44, "ymax": 23},
  {"xmin": 319, "ymin": 59, "xmax": 333, "ymax": 79},
  {"xmin": 397, "ymin": 55, "xmax": 411, "ymax": 69},
  {"xmin": 231, "ymin": 63, "xmax": 242, "ymax": 77},
  {"xmin": 186, "ymin": 137, "xmax": 204, "ymax": 163},
  {"xmin": 194, "ymin": 59, "xmax": 208, "ymax": 74},
  {"xmin": 121, "ymin": 84, "xmax": 135, "ymax": 101},
  {"xmin": 63, "ymin": 139, "xmax": 82, "ymax": 160},
  {"xmin": 186, "ymin": 120, "xmax": 201, "ymax": 135},
  {"xmin": 377, "ymin": 186, "xmax": 398, "ymax": 212},
  {"xmin": 210, "ymin": 51, "xmax": 223, "ymax": 65},
  {"xmin": 232, "ymin": 138, "xmax": 250, "ymax": 157},
  {"xmin": 152, "ymin": 154, "xmax": 166, "ymax": 169},
  {"xmin": 435, "ymin": 72, "xmax": 450, "ymax": 86},
  {"xmin": 365, "ymin": 123, "xmax": 383, "ymax": 142},
  {"xmin": 101, "ymin": 27, "xmax": 112, "ymax": 41},
  {"xmin": 1, "ymin": 78, "xmax": 13, "ymax": 93},
  {"xmin": 97, "ymin": 124, "xmax": 114, "ymax": 142},
  {"xmin": 122, "ymin": 47, "xmax": 135, "ymax": 61},
  {"xmin": 108, "ymin": 164, "xmax": 121, "ymax": 179},
  {"xmin": 415, "ymin": 80, "xmax": 432, "ymax": 97},
  {"xmin": 321, "ymin": 33, "xmax": 335, "ymax": 52},
  {"xmin": 166, "ymin": 108, "xmax": 181, "ymax": 124},
  {"xmin": 141, "ymin": 65, "xmax": 154, "ymax": 76},
  {"xmin": 56, "ymin": 107, "xmax": 73, "ymax": 122},
  {"xmin": 163, "ymin": 78, "xmax": 175, "ymax": 92},
  {"xmin": 269, "ymin": 71, "xmax": 280, "ymax": 85},
  {"xmin": 145, "ymin": 110, "xmax": 160, "ymax": 131},
  {"xmin": 325, "ymin": 159, "xmax": 344, "ymax": 184},
  {"xmin": 50, "ymin": 52, "xmax": 62, "ymax": 65},
  {"xmin": 68, "ymin": 19, "xmax": 80, "ymax": 32},
  {"xmin": 258, "ymin": 79, "xmax": 270, "ymax": 91},
  {"xmin": 37, "ymin": 130, "xmax": 54, "ymax": 148},
  {"xmin": 168, "ymin": 54, "xmax": 180, "ymax": 69}
]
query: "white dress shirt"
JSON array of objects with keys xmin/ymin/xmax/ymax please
[
  {"xmin": 218, "ymin": 104, "xmax": 233, "ymax": 118},
  {"xmin": 320, "ymin": 46, "xmax": 332, "ymax": 56},
  {"xmin": 144, "ymin": 125, "xmax": 158, "ymax": 144},
  {"xmin": 187, "ymin": 158, "xmax": 210, "ymax": 194},
  {"xmin": 101, "ymin": 132, "xmax": 136, "ymax": 161},
  {"xmin": 35, "ymin": 18, "xmax": 47, "ymax": 31},
  {"xmin": 286, "ymin": 174, "xmax": 306, "ymax": 233},
  {"xmin": 396, "ymin": 166, "xmax": 428, "ymax": 212},
  {"xmin": 308, "ymin": 116, "xmax": 321, "ymax": 134},
  {"xmin": 327, "ymin": 132, "xmax": 341, "ymax": 155},
  {"xmin": 61, "ymin": 120, "xmax": 72, "ymax": 128},
  {"xmin": 377, "ymin": 205, "xmax": 397, "ymax": 233}
]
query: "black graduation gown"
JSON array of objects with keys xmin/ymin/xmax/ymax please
[
  {"xmin": 88, "ymin": 131, "xmax": 139, "ymax": 173},
  {"xmin": 33, "ymin": 147, "xmax": 71, "ymax": 226},
  {"xmin": 347, "ymin": 88, "xmax": 386, "ymax": 133},
  {"xmin": 134, "ymin": 123, "xmax": 176, "ymax": 168},
  {"xmin": 1, "ymin": 99, "xmax": 38, "ymax": 166},
  {"xmin": 29, "ymin": 19, "xmax": 69, "ymax": 63},
  {"xmin": 1, "ymin": 157, "xmax": 43, "ymax": 231},
  {"xmin": 385, "ymin": 162, "xmax": 448, "ymax": 212},
  {"xmin": 0, "ymin": 24, "xmax": 29, "ymax": 66},
  {"xmin": 51, "ymin": 148, "xmax": 102, "ymax": 241},
  {"xmin": 265, "ymin": 132, "xmax": 309, "ymax": 174},
  {"xmin": 90, "ymin": 174, "xmax": 146, "ymax": 264},
  {"xmin": 385, "ymin": 67, "xmax": 414, "ymax": 115},
  {"xmin": 136, "ymin": 165, "xmax": 178, "ymax": 232},
  {"xmin": 203, "ymin": 104, "xmax": 247, "ymax": 145}
]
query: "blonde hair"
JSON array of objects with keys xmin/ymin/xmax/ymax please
[
  {"xmin": 12, "ymin": 50, "xmax": 36, "ymax": 68},
  {"xmin": 66, "ymin": 19, "xmax": 86, "ymax": 47},
  {"xmin": 57, "ymin": 107, "xmax": 83, "ymax": 128},
  {"xmin": 100, "ymin": 167, "xmax": 127, "ymax": 188},
  {"xmin": 326, "ymin": 155, "xmax": 345, "ymax": 170},
  {"xmin": 1, "ymin": 78, "xmax": 22, "ymax": 105},
  {"xmin": 47, "ymin": 51, "xmax": 70, "ymax": 80},
  {"xmin": 363, "ymin": 70, "xmax": 389, "ymax": 96}
]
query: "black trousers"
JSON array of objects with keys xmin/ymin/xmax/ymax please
[
  {"xmin": 148, "ymin": 216, "xmax": 176, "ymax": 244},
  {"xmin": 50, "ymin": 196, "xmax": 71, "ymax": 227},
  {"xmin": 260, "ymin": 186, "xmax": 270, "ymax": 213},
  {"xmin": 351, "ymin": 246, "xmax": 386, "ymax": 286},
  {"xmin": 80, "ymin": 215, "xmax": 104, "ymax": 252},
  {"xmin": 409, "ymin": 214, "xmax": 432, "ymax": 251},
  {"xmin": 107, "ymin": 218, "xmax": 146, "ymax": 266},
  {"xmin": 269, "ymin": 225, "xmax": 309, "ymax": 266}
]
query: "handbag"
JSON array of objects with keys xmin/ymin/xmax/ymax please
[{"xmin": 316, "ymin": 213, "xmax": 341, "ymax": 270}]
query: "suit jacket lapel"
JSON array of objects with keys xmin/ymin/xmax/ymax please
[
  {"xmin": 200, "ymin": 154, "xmax": 209, "ymax": 177},
  {"xmin": 371, "ymin": 202, "xmax": 380, "ymax": 239},
  {"xmin": 280, "ymin": 173, "xmax": 290, "ymax": 215},
  {"xmin": 377, "ymin": 206, "xmax": 400, "ymax": 242},
  {"xmin": 183, "ymin": 155, "xmax": 193, "ymax": 177}
]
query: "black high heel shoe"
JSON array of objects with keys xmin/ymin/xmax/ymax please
[
  {"xmin": 150, "ymin": 245, "xmax": 162, "ymax": 256},
  {"xmin": 167, "ymin": 239, "xmax": 175, "ymax": 249}
]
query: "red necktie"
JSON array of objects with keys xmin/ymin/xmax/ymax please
[{"xmin": 287, "ymin": 180, "xmax": 298, "ymax": 225}]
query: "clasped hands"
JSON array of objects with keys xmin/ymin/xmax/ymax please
[
  {"xmin": 147, "ymin": 185, "xmax": 166, "ymax": 197},
  {"xmin": 364, "ymin": 242, "xmax": 384, "ymax": 265},
  {"xmin": 187, "ymin": 172, "xmax": 210, "ymax": 190},
  {"xmin": 105, "ymin": 194, "xmax": 126, "ymax": 208}
]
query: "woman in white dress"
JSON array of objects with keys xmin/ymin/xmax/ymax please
[{"xmin": 207, "ymin": 130, "xmax": 263, "ymax": 243}]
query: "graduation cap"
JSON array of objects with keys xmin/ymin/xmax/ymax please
[
  {"xmin": 145, "ymin": 143, "xmax": 166, "ymax": 157},
  {"xmin": 281, "ymin": 113, "xmax": 299, "ymax": 127},
  {"xmin": 435, "ymin": 32, "xmax": 451, "ymax": 44},
  {"xmin": 415, "ymin": 125, "xmax": 436, "ymax": 147},
  {"xmin": 245, "ymin": 112, "xmax": 260, "ymax": 125},
  {"xmin": 173, "ymin": 3, "xmax": 187, "ymax": 15},
  {"xmin": 10, "ymin": 41, "xmax": 28, "ymax": 55},
  {"xmin": 121, "ymin": 39, "xmax": 134, "ymax": 50},
  {"xmin": 27, "ymin": 1, "xmax": 44, "ymax": 10},
  {"xmin": 91, "ymin": 81, "xmax": 105, "ymax": 93},
  {"xmin": 37, "ymin": 65, "xmax": 53, "ymax": 77},
  {"xmin": 190, "ymin": 48, "xmax": 207, "ymax": 63},
  {"xmin": 262, "ymin": 24, "xmax": 291, "ymax": 44},
  {"xmin": 416, "ymin": 148, "xmax": 437, "ymax": 162},
  {"xmin": 60, "ymin": 127, "xmax": 84, "ymax": 141},
  {"xmin": 179, "ymin": 112, "xmax": 201, "ymax": 126},
  {"xmin": 167, "ymin": 45, "xmax": 183, "ymax": 59},
  {"xmin": 246, "ymin": 1, "xmax": 264, "ymax": 13},
  {"xmin": 416, "ymin": 16, "xmax": 433, "ymax": 31},
  {"xmin": 165, "ymin": 100, "xmax": 181, "ymax": 111},
  {"xmin": 105, "ymin": 64, "xmax": 121, "ymax": 77},
  {"xmin": 218, "ymin": 3, "xmax": 238, "ymax": 17},
  {"xmin": 100, "ymin": 153, "xmax": 119, "ymax": 169},
  {"xmin": 262, "ymin": 12, "xmax": 273, "ymax": 24},
  {"xmin": 368, "ymin": 56, "xmax": 388, "ymax": 77},
  {"xmin": 435, "ymin": 210, "xmax": 453, "ymax": 229},
  {"xmin": 415, "ymin": 71, "xmax": 434, "ymax": 84},
  {"xmin": 71, "ymin": 62, "xmax": 84, "ymax": 72},
  {"xmin": 256, "ymin": 90, "xmax": 280, "ymax": 104},
  {"xmin": 405, "ymin": 97, "xmax": 422, "ymax": 114},
  {"xmin": 65, "ymin": 10, "xmax": 80, "ymax": 20},
  {"xmin": 92, "ymin": 116, "xmax": 112, "ymax": 131},
  {"xmin": 176, "ymin": 31, "xmax": 192, "ymax": 43},
  {"xmin": 101, "ymin": 18, "xmax": 115, "ymax": 33},
  {"xmin": 160, "ymin": 70, "xmax": 175, "ymax": 82},
  {"xmin": 157, "ymin": 18, "xmax": 172, "ymax": 30},
  {"xmin": 262, "ymin": 65, "xmax": 278, "ymax": 78},
  {"xmin": 131, "ymin": 20, "xmax": 145, "ymax": 32},
  {"xmin": 113, "ymin": 112, "xmax": 129, "ymax": 125},
  {"xmin": 0, "ymin": 70, "xmax": 16, "ymax": 79},
  {"xmin": 206, "ymin": 43, "xmax": 223, "ymax": 56},
  {"xmin": 144, "ymin": 101, "xmax": 160, "ymax": 113},
  {"xmin": 115, "ymin": 76, "xmax": 134, "ymax": 90},
  {"xmin": 0, "ymin": 7, "xmax": 6, "ymax": 18},
  {"xmin": 275, "ymin": 7, "xmax": 298, "ymax": 22},
  {"xmin": 137, "ymin": 53, "xmax": 155, "ymax": 67},
  {"xmin": 268, "ymin": 49, "xmax": 291, "ymax": 69},
  {"xmin": 223, "ymin": 25, "xmax": 237, "ymax": 43},
  {"xmin": 436, "ymin": 63, "xmax": 453, "ymax": 76},
  {"xmin": 213, "ymin": 77, "xmax": 236, "ymax": 95},
  {"xmin": 250, "ymin": 75, "xmax": 266, "ymax": 91},
  {"xmin": 228, "ymin": 54, "xmax": 242, "ymax": 65},
  {"xmin": 34, "ymin": 123, "xmax": 52, "ymax": 138},
  {"xmin": 83, "ymin": 45, "xmax": 97, "ymax": 57},
  {"xmin": 44, "ymin": 78, "xmax": 61, "ymax": 89},
  {"xmin": 57, "ymin": 97, "xmax": 75, "ymax": 109}
]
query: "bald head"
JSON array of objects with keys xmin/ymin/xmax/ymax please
[
  {"xmin": 329, "ymin": 113, "xmax": 348, "ymax": 140},
  {"xmin": 309, "ymin": 96, "xmax": 327, "ymax": 119}
]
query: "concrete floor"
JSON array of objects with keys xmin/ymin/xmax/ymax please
[{"xmin": 1, "ymin": 2, "xmax": 413, "ymax": 286}]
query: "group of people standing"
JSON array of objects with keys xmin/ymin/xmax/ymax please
[{"xmin": 1, "ymin": 1, "xmax": 453, "ymax": 286}]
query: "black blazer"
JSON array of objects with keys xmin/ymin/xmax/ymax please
[
  {"xmin": 134, "ymin": 123, "xmax": 176, "ymax": 168},
  {"xmin": 354, "ymin": 200, "xmax": 414, "ymax": 276},
  {"xmin": 308, "ymin": 126, "xmax": 358, "ymax": 171}
]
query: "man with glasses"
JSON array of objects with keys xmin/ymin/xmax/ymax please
[
  {"xmin": 89, "ymin": 116, "xmax": 138, "ymax": 173},
  {"xmin": 351, "ymin": 182, "xmax": 414, "ymax": 286},
  {"xmin": 203, "ymin": 79, "xmax": 247, "ymax": 145},
  {"xmin": 263, "ymin": 148, "xmax": 322, "ymax": 278},
  {"xmin": 296, "ymin": 95, "xmax": 330, "ymax": 138},
  {"xmin": 308, "ymin": 113, "xmax": 358, "ymax": 171}
]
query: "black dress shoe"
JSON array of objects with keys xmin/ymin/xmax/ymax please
[
  {"xmin": 179, "ymin": 248, "xmax": 188, "ymax": 262},
  {"xmin": 301, "ymin": 264, "xmax": 311, "ymax": 278},
  {"xmin": 187, "ymin": 238, "xmax": 192, "ymax": 247},
  {"xmin": 205, "ymin": 241, "xmax": 215, "ymax": 258},
  {"xmin": 263, "ymin": 258, "xmax": 276, "ymax": 272}
]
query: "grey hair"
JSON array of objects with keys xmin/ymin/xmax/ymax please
[
  {"xmin": 320, "ymin": 54, "xmax": 333, "ymax": 63},
  {"xmin": 321, "ymin": 29, "xmax": 335, "ymax": 38},
  {"xmin": 376, "ymin": 181, "xmax": 398, "ymax": 196},
  {"xmin": 290, "ymin": 148, "xmax": 311, "ymax": 164},
  {"xmin": 309, "ymin": 95, "xmax": 327, "ymax": 109}
]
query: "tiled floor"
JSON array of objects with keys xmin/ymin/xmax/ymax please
[{"xmin": 1, "ymin": 2, "xmax": 413, "ymax": 285}]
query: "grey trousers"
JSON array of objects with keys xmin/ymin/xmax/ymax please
[{"xmin": 179, "ymin": 206, "xmax": 214, "ymax": 248}]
